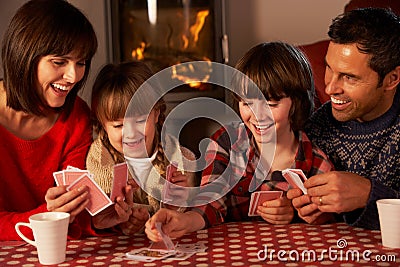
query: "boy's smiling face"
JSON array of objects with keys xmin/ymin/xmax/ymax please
[{"xmin": 239, "ymin": 97, "xmax": 293, "ymax": 150}]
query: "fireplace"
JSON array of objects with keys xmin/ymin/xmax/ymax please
[
  {"xmin": 108, "ymin": 0, "xmax": 228, "ymax": 109},
  {"xmin": 108, "ymin": 0, "xmax": 230, "ymax": 160},
  {"xmin": 108, "ymin": 0, "xmax": 227, "ymax": 92}
]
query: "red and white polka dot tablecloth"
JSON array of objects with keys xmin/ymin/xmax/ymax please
[{"xmin": 1, "ymin": 222, "xmax": 399, "ymax": 266}]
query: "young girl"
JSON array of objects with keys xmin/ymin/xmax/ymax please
[
  {"xmin": 86, "ymin": 61, "xmax": 195, "ymax": 235},
  {"xmin": 145, "ymin": 42, "xmax": 335, "ymax": 241}
]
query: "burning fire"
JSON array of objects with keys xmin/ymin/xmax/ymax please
[
  {"xmin": 190, "ymin": 10, "xmax": 209, "ymax": 44},
  {"xmin": 171, "ymin": 61, "xmax": 212, "ymax": 89},
  {"xmin": 130, "ymin": 8, "xmax": 212, "ymax": 89},
  {"xmin": 131, "ymin": 42, "xmax": 146, "ymax": 60}
]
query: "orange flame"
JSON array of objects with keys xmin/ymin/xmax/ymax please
[
  {"xmin": 131, "ymin": 42, "xmax": 146, "ymax": 60},
  {"xmin": 171, "ymin": 61, "xmax": 212, "ymax": 89},
  {"xmin": 190, "ymin": 10, "xmax": 209, "ymax": 43}
]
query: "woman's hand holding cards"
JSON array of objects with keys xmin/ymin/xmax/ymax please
[{"xmin": 45, "ymin": 185, "xmax": 90, "ymax": 223}]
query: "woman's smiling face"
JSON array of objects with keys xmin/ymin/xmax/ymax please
[{"xmin": 36, "ymin": 52, "xmax": 86, "ymax": 108}]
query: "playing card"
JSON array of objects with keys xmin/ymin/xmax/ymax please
[
  {"xmin": 248, "ymin": 191, "xmax": 283, "ymax": 216},
  {"xmin": 63, "ymin": 170, "xmax": 92, "ymax": 185},
  {"xmin": 148, "ymin": 241, "xmax": 175, "ymax": 252},
  {"xmin": 155, "ymin": 222, "xmax": 175, "ymax": 251},
  {"xmin": 66, "ymin": 165, "xmax": 81, "ymax": 171},
  {"xmin": 282, "ymin": 169, "xmax": 308, "ymax": 194},
  {"xmin": 66, "ymin": 174, "xmax": 113, "ymax": 216},
  {"xmin": 166, "ymin": 251, "xmax": 195, "ymax": 261},
  {"xmin": 161, "ymin": 162, "xmax": 178, "ymax": 203},
  {"xmin": 288, "ymin": 169, "xmax": 307, "ymax": 182},
  {"xmin": 175, "ymin": 242, "xmax": 208, "ymax": 253},
  {"xmin": 53, "ymin": 171, "xmax": 64, "ymax": 186},
  {"xmin": 110, "ymin": 162, "xmax": 128, "ymax": 201},
  {"xmin": 125, "ymin": 248, "xmax": 175, "ymax": 262},
  {"xmin": 166, "ymin": 162, "xmax": 178, "ymax": 182},
  {"xmin": 126, "ymin": 231, "xmax": 207, "ymax": 262}
]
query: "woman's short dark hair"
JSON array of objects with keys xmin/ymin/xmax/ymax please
[
  {"xmin": 1, "ymin": 0, "xmax": 97, "ymax": 116},
  {"xmin": 328, "ymin": 8, "xmax": 400, "ymax": 85},
  {"xmin": 233, "ymin": 42, "xmax": 315, "ymax": 132}
]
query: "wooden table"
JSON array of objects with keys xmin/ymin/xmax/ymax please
[{"xmin": 1, "ymin": 222, "xmax": 399, "ymax": 266}]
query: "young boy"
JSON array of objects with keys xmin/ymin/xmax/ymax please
[{"xmin": 145, "ymin": 42, "xmax": 334, "ymax": 241}]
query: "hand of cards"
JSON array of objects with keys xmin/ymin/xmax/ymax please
[
  {"xmin": 110, "ymin": 162, "xmax": 128, "ymax": 201},
  {"xmin": 247, "ymin": 169, "xmax": 308, "ymax": 216},
  {"xmin": 161, "ymin": 162, "xmax": 177, "ymax": 204},
  {"xmin": 281, "ymin": 168, "xmax": 308, "ymax": 194},
  {"xmin": 124, "ymin": 222, "xmax": 207, "ymax": 262},
  {"xmin": 248, "ymin": 191, "xmax": 283, "ymax": 216},
  {"xmin": 53, "ymin": 164, "xmax": 128, "ymax": 216}
]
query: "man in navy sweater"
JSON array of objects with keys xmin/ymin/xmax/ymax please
[{"xmin": 288, "ymin": 7, "xmax": 400, "ymax": 230}]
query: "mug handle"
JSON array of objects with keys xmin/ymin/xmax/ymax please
[{"xmin": 15, "ymin": 222, "xmax": 36, "ymax": 247}]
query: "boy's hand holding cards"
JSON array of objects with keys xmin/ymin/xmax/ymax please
[
  {"xmin": 248, "ymin": 191, "xmax": 283, "ymax": 216},
  {"xmin": 125, "ymin": 222, "xmax": 207, "ymax": 262},
  {"xmin": 282, "ymin": 168, "xmax": 308, "ymax": 194}
]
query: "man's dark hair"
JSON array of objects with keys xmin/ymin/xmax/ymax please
[{"xmin": 328, "ymin": 8, "xmax": 400, "ymax": 85}]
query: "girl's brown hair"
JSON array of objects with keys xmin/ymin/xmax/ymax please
[{"xmin": 91, "ymin": 61, "xmax": 168, "ymax": 204}]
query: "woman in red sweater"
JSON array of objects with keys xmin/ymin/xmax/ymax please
[{"xmin": 0, "ymin": 0, "xmax": 97, "ymax": 241}]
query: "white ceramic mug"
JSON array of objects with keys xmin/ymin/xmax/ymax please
[
  {"xmin": 15, "ymin": 212, "xmax": 70, "ymax": 265},
  {"xmin": 376, "ymin": 199, "xmax": 400, "ymax": 248}
]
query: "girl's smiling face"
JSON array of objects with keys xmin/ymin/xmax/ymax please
[
  {"xmin": 103, "ymin": 118, "xmax": 124, "ymax": 154},
  {"xmin": 122, "ymin": 109, "xmax": 160, "ymax": 158}
]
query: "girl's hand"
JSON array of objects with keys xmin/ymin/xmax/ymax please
[
  {"xmin": 162, "ymin": 171, "xmax": 194, "ymax": 209},
  {"xmin": 145, "ymin": 210, "xmax": 205, "ymax": 242},
  {"xmin": 119, "ymin": 207, "xmax": 150, "ymax": 235},
  {"xmin": 170, "ymin": 170, "xmax": 192, "ymax": 187},
  {"xmin": 257, "ymin": 196, "xmax": 294, "ymax": 224},
  {"xmin": 92, "ymin": 185, "xmax": 134, "ymax": 229},
  {"xmin": 45, "ymin": 185, "xmax": 89, "ymax": 223}
]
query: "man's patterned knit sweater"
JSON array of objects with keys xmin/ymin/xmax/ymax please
[{"xmin": 305, "ymin": 89, "xmax": 400, "ymax": 230}]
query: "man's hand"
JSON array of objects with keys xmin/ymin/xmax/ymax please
[
  {"xmin": 288, "ymin": 188, "xmax": 335, "ymax": 224},
  {"xmin": 305, "ymin": 171, "xmax": 371, "ymax": 213}
]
